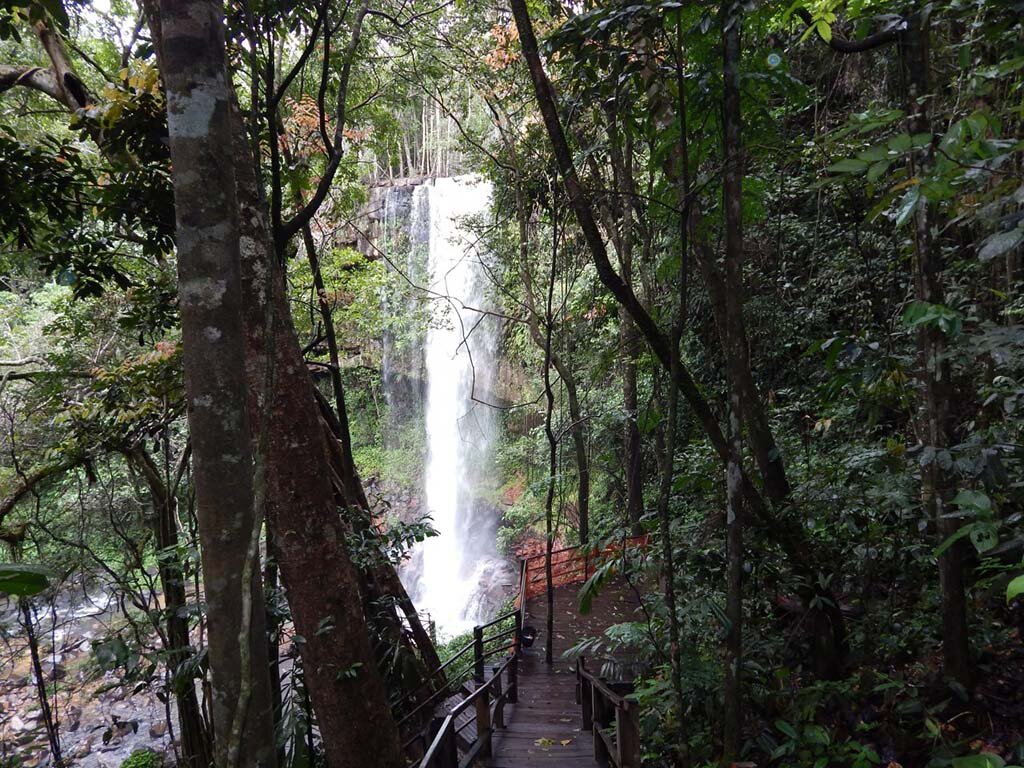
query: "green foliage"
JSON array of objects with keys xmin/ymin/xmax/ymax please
[
  {"xmin": 1008, "ymin": 575, "xmax": 1024, "ymax": 604},
  {"xmin": 0, "ymin": 563, "xmax": 50, "ymax": 596},
  {"xmin": 118, "ymin": 749, "xmax": 162, "ymax": 768}
]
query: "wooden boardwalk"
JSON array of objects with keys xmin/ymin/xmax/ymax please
[{"xmin": 487, "ymin": 580, "xmax": 641, "ymax": 767}]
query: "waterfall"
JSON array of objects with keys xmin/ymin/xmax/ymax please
[
  {"xmin": 379, "ymin": 175, "xmax": 508, "ymax": 638},
  {"xmin": 415, "ymin": 176, "xmax": 501, "ymax": 637}
]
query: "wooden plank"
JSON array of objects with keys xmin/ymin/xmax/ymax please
[{"xmin": 485, "ymin": 579, "xmax": 643, "ymax": 768}]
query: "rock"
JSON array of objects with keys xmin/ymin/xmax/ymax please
[
  {"xmin": 41, "ymin": 661, "xmax": 66, "ymax": 681},
  {"xmin": 149, "ymin": 720, "xmax": 168, "ymax": 738},
  {"xmin": 112, "ymin": 719, "xmax": 139, "ymax": 738},
  {"xmin": 66, "ymin": 705, "xmax": 82, "ymax": 732},
  {"xmin": 73, "ymin": 737, "xmax": 93, "ymax": 758},
  {"xmin": 9, "ymin": 714, "xmax": 27, "ymax": 731}
]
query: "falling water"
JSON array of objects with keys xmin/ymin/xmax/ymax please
[
  {"xmin": 415, "ymin": 176, "xmax": 502, "ymax": 636},
  {"xmin": 377, "ymin": 175, "xmax": 511, "ymax": 638}
]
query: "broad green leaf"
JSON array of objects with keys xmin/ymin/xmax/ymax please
[
  {"xmin": 827, "ymin": 158, "xmax": 868, "ymax": 174},
  {"xmin": 858, "ymin": 144, "xmax": 888, "ymax": 163},
  {"xmin": 952, "ymin": 754, "xmax": 1005, "ymax": 768},
  {"xmin": 1007, "ymin": 575, "xmax": 1024, "ymax": 604},
  {"xmin": 894, "ymin": 187, "xmax": 920, "ymax": 228},
  {"xmin": 0, "ymin": 564, "xmax": 51, "ymax": 597},
  {"xmin": 969, "ymin": 523, "xmax": 998, "ymax": 554},
  {"xmin": 978, "ymin": 226, "xmax": 1024, "ymax": 262},
  {"xmin": 952, "ymin": 490, "xmax": 992, "ymax": 513},
  {"xmin": 867, "ymin": 161, "xmax": 890, "ymax": 183},
  {"xmin": 775, "ymin": 720, "xmax": 798, "ymax": 740}
]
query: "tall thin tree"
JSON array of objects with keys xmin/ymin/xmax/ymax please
[{"xmin": 155, "ymin": 0, "xmax": 277, "ymax": 763}]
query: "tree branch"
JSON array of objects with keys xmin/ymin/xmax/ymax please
[
  {"xmin": 278, "ymin": 0, "xmax": 368, "ymax": 249},
  {"xmin": 795, "ymin": 8, "xmax": 903, "ymax": 54},
  {"xmin": 0, "ymin": 65, "xmax": 63, "ymax": 102},
  {"xmin": 0, "ymin": 459, "xmax": 84, "ymax": 526}
]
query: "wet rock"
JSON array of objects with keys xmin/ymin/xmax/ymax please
[{"xmin": 73, "ymin": 737, "xmax": 93, "ymax": 758}]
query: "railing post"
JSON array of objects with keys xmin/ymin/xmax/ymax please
[
  {"xmin": 509, "ymin": 645, "xmax": 519, "ymax": 704},
  {"xmin": 426, "ymin": 716, "xmax": 457, "ymax": 768},
  {"xmin": 475, "ymin": 680, "xmax": 492, "ymax": 759},
  {"xmin": 592, "ymin": 683, "xmax": 609, "ymax": 765},
  {"xmin": 617, "ymin": 699, "xmax": 641, "ymax": 768},
  {"xmin": 439, "ymin": 725, "xmax": 458, "ymax": 768},
  {"xmin": 492, "ymin": 666, "xmax": 505, "ymax": 728},
  {"xmin": 578, "ymin": 659, "xmax": 593, "ymax": 731},
  {"xmin": 473, "ymin": 625, "xmax": 484, "ymax": 684}
]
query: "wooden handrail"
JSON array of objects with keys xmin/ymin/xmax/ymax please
[
  {"xmin": 418, "ymin": 653, "xmax": 517, "ymax": 768},
  {"xmin": 576, "ymin": 657, "xmax": 640, "ymax": 768},
  {"xmin": 399, "ymin": 558, "xmax": 528, "ymax": 762},
  {"xmin": 402, "ymin": 535, "xmax": 647, "ymax": 763}
]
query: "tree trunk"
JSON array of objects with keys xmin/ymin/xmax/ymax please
[
  {"xmin": 904, "ymin": 6, "xmax": 971, "ymax": 689},
  {"xmin": 655, "ymin": 27, "xmax": 691, "ymax": 761},
  {"xmin": 721, "ymin": 7, "xmax": 745, "ymax": 757},
  {"xmin": 21, "ymin": 600, "xmax": 64, "ymax": 767},
  {"xmin": 622, "ymin": 314, "xmax": 644, "ymax": 535},
  {"xmin": 230, "ymin": 107, "xmax": 406, "ymax": 768},
  {"xmin": 127, "ymin": 446, "xmax": 213, "ymax": 768},
  {"xmin": 154, "ymin": 1, "xmax": 277, "ymax": 763},
  {"xmin": 542, "ymin": 205, "xmax": 559, "ymax": 668}
]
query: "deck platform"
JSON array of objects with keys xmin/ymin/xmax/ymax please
[{"xmin": 486, "ymin": 580, "xmax": 641, "ymax": 767}]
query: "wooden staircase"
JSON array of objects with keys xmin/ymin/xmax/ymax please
[{"xmin": 398, "ymin": 536, "xmax": 648, "ymax": 768}]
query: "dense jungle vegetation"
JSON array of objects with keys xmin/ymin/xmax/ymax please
[{"xmin": 0, "ymin": 0, "xmax": 1023, "ymax": 766}]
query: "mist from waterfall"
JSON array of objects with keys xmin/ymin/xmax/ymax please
[{"xmin": 381, "ymin": 175, "xmax": 506, "ymax": 638}]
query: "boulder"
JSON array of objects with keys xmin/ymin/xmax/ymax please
[{"xmin": 149, "ymin": 720, "xmax": 167, "ymax": 739}]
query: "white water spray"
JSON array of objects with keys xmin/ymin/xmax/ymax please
[{"xmin": 412, "ymin": 176, "xmax": 501, "ymax": 636}]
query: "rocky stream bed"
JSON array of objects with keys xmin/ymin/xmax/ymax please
[{"xmin": 1, "ymin": 588, "xmax": 178, "ymax": 767}]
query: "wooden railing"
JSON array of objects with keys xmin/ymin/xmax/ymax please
[
  {"xmin": 418, "ymin": 653, "xmax": 517, "ymax": 768},
  {"xmin": 402, "ymin": 536, "xmax": 647, "ymax": 766},
  {"xmin": 576, "ymin": 657, "xmax": 641, "ymax": 768},
  {"xmin": 517, "ymin": 535, "xmax": 650, "ymax": 603},
  {"xmin": 399, "ymin": 562, "xmax": 527, "ymax": 765}
]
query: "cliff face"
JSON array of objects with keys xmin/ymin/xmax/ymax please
[
  {"xmin": 331, "ymin": 176, "xmax": 429, "ymax": 258},
  {"xmin": 339, "ymin": 176, "xmax": 528, "ymax": 411}
]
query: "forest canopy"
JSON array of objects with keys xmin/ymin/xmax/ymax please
[{"xmin": 0, "ymin": 0, "xmax": 1023, "ymax": 767}]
